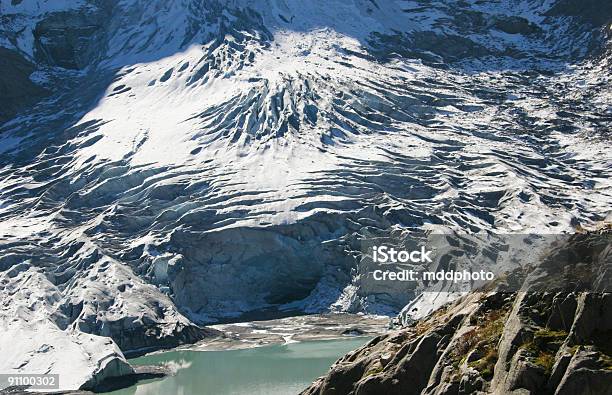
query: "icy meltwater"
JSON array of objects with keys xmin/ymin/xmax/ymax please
[{"xmin": 109, "ymin": 338, "xmax": 369, "ymax": 395}]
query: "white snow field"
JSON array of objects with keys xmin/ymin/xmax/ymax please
[{"xmin": 0, "ymin": 0, "xmax": 610, "ymax": 390}]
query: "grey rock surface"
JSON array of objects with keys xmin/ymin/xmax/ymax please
[{"xmin": 302, "ymin": 231, "xmax": 612, "ymax": 395}]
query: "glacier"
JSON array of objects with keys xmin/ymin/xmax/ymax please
[{"xmin": 0, "ymin": 0, "xmax": 611, "ymax": 390}]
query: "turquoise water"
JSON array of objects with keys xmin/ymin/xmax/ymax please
[{"xmin": 108, "ymin": 338, "xmax": 369, "ymax": 395}]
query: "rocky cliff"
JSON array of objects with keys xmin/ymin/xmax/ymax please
[{"xmin": 303, "ymin": 229, "xmax": 612, "ymax": 395}]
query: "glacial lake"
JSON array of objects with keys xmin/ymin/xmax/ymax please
[{"xmin": 108, "ymin": 337, "xmax": 369, "ymax": 395}]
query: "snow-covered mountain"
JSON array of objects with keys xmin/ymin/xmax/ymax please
[{"xmin": 0, "ymin": 0, "xmax": 611, "ymax": 390}]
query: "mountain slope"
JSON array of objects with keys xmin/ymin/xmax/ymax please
[{"xmin": 0, "ymin": 0, "xmax": 611, "ymax": 390}]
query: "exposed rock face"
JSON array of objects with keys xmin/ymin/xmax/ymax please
[
  {"xmin": 33, "ymin": 9, "xmax": 107, "ymax": 69},
  {"xmin": 303, "ymin": 291, "xmax": 612, "ymax": 395},
  {"xmin": 0, "ymin": 47, "xmax": 48, "ymax": 123},
  {"xmin": 303, "ymin": 231, "xmax": 612, "ymax": 395}
]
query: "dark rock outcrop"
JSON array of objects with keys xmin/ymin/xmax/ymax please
[
  {"xmin": 303, "ymin": 231, "xmax": 612, "ymax": 395},
  {"xmin": 33, "ymin": 9, "xmax": 107, "ymax": 69},
  {"xmin": 0, "ymin": 47, "xmax": 48, "ymax": 124},
  {"xmin": 303, "ymin": 290, "xmax": 612, "ymax": 395}
]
